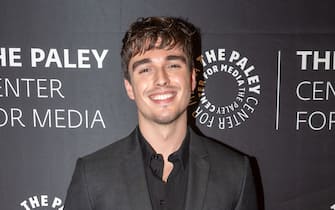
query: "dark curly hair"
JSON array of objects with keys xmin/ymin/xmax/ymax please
[{"xmin": 121, "ymin": 16, "xmax": 198, "ymax": 81}]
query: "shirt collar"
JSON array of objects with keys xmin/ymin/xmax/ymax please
[{"xmin": 137, "ymin": 126, "xmax": 190, "ymax": 170}]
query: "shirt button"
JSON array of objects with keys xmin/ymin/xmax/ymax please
[{"xmin": 159, "ymin": 199, "xmax": 166, "ymax": 205}]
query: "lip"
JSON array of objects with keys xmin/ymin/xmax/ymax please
[{"xmin": 148, "ymin": 91, "xmax": 177, "ymax": 104}]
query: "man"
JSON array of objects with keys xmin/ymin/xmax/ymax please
[{"xmin": 64, "ymin": 16, "xmax": 258, "ymax": 210}]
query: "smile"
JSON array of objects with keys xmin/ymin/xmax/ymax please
[{"xmin": 149, "ymin": 92, "xmax": 175, "ymax": 101}]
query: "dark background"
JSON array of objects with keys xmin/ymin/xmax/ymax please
[{"xmin": 1, "ymin": 0, "xmax": 334, "ymax": 210}]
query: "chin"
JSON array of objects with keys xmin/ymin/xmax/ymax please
[
  {"xmin": 152, "ymin": 111, "xmax": 185, "ymax": 125},
  {"xmin": 153, "ymin": 117, "xmax": 176, "ymax": 125}
]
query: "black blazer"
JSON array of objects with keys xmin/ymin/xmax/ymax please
[{"xmin": 64, "ymin": 128, "xmax": 258, "ymax": 210}]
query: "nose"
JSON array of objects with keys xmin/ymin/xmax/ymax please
[{"xmin": 155, "ymin": 68, "xmax": 170, "ymax": 86}]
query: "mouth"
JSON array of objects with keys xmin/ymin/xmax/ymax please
[{"xmin": 149, "ymin": 91, "xmax": 176, "ymax": 103}]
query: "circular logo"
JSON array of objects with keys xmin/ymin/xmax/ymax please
[
  {"xmin": 190, "ymin": 48, "xmax": 261, "ymax": 129},
  {"xmin": 20, "ymin": 194, "xmax": 64, "ymax": 210}
]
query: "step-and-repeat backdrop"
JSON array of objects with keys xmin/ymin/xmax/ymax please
[{"xmin": 1, "ymin": 0, "xmax": 334, "ymax": 210}]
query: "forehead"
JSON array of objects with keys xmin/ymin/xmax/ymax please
[
  {"xmin": 130, "ymin": 47, "xmax": 186, "ymax": 62},
  {"xmin": 129, "ymin": 47, "xmax": 187, "ymax": 67}
]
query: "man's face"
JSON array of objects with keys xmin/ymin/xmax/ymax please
[{"xmin": 124, "ymin": 46, "xmax": 196, "ymax": 125}]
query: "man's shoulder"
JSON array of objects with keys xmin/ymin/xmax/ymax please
[
  {"xmin": 191, "ymin": 130, "xmax": 247, "ymax": 163},
  {"xmin": 191, "ymin": 131, "xmax": 250, "ymax": 177},
  {"xmin": 80, "ymin": 129, "xmax": 137, "ymax": 164}
]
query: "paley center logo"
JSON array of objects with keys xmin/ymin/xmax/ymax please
[
  {"xmin": 191, "ymin": 48, "xmax": 261, "ymax": 129},
  {"xmin": 20, "ymin": 194, "xmax": 64, "ymax": 210}
]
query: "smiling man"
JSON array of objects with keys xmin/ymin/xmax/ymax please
[{"xmin": 64, "ymin": 16, "xmax": 259, "ymax": 210}]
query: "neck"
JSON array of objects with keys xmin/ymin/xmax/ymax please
[{"xmin": 138, "ymin": 114, "xmax": 187, "ymax": 159}]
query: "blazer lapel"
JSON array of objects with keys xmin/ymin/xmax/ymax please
[
  {"xmin": 185, "ymin": 130, "xmax": 210, "ymax": 210},
  {"xmin": 122, "ymin": 130, "xmax": 152, "ymax": 210}
]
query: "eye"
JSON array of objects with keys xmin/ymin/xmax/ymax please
[
  {"xmin": 167, "ymin": 63, "xmax": 181, "ymax": 69},
  {"xmin": 138, "ymin": 68, "xmax": 150, "ymax": 74}
]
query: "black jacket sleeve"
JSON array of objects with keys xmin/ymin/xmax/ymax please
[
  {"xmin": 234, "ymin": 157, "xmax": 259, "ymax": 210},
  {"xmin": 64, "ymin": 158, "xmax": 94, "ymax": 210}
]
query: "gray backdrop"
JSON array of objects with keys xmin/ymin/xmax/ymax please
[{"xmin": 1, "ymin": 0, "xmax": 334, "ymax": 210}]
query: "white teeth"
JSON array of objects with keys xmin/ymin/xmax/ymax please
[{"xmin": 151, "ymin": 93, "xmax": 173, "ymax": 100}]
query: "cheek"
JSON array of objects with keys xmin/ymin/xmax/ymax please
[
  {"xmin": 173, "ymin": 72, "xmax": 190, "ymax": 84},
  {"xmin": 131, "ymin": 80, "xmax": 147, "ymax": 96}
]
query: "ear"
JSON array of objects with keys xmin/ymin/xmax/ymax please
[
  {"xmin": 124, "ymin": 79, "xmax": 135, "ymax": 100},
  {"xmin": 191, "ymin": 68, "xmax": 197, "ymax": 91}
]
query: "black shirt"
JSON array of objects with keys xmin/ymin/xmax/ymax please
[{"xmin": 137, "ymin": 127, "xmax": 189, "ymax": 210}]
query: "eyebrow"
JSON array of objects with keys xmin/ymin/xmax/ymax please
[
  {"xmin": 131, "ymin": 55, "xmax": 187, "ymax": 71},
  {"xmin": 166, "ymin": 55, "xmax": 187, "ymax": 63},
  {"xmin": 132, "ymin": 58, "xmax": 151, "ymax": 71}
]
